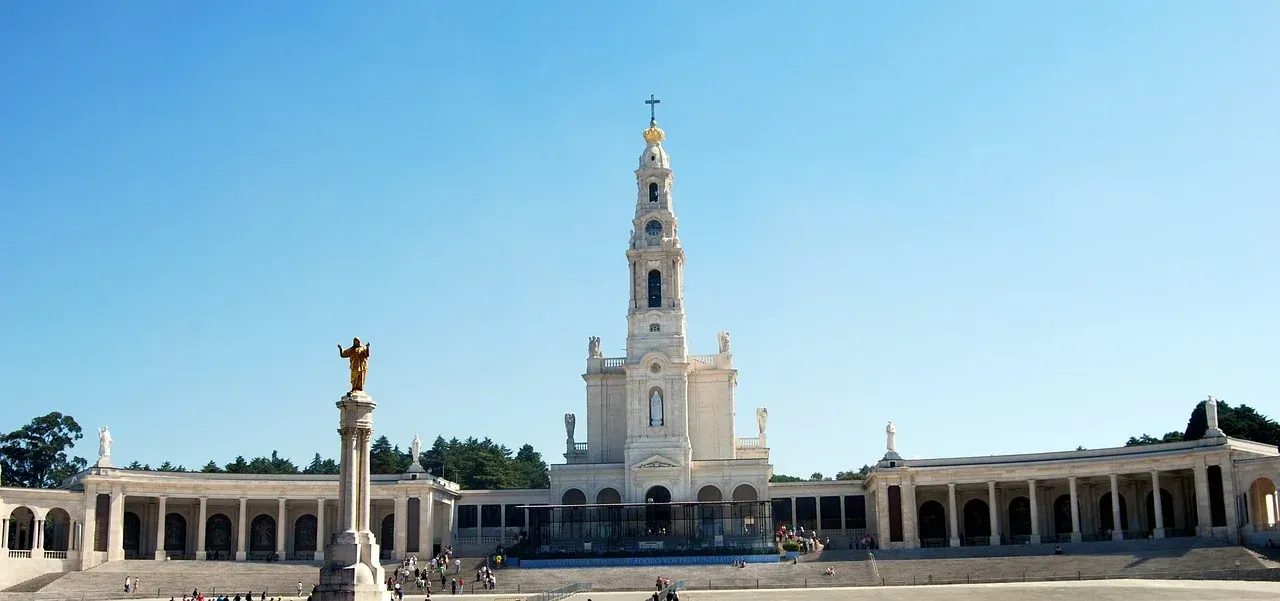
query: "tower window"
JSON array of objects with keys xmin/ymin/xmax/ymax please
[
  {"xmin": 649, "ymin": 323, "xmax": 660, "ymax": 332},
  {"xmin": 648, "ymin": 182, "xmax": 659, "ymax": 202},
  {"xmin": 647, "ymin": 270, "xmax": 662, "ymax": 308}
]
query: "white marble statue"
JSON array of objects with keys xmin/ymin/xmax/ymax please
[
  {"xmin": 98, "ymin": 426, "xmax": 113, "ymax": 463},
  {"xmin": 649, "ymin": 389, "xmax": 664, "ymax": 426},
  {"xmin": 564, "ymin": 413, "xmax": 576, "ymax": 441},
  {"xmin": 1205, "ymin": 395, "xmax": 1223, "ymax": 435},
  {"xmin": 886, "ymin": 421, "xmax": 896, "ymax": 453},
  {"xmin": 717, "ymin": 331, "xmax": 731, "ymax": 354},
  {"xmin": 410, "ymin": 434, "xmax": 421, "ymax": 464},
  {"xmin": 756, "ymin": 407, "xmax": 768, "ymax": 438},
  {"xmin": 588, "ymin": 336, "xmax": 602, "ymax": 359}
]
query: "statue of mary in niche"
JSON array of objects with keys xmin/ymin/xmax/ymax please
[{"xmin": 649, "ymin": 389, "xmax": 664, "ymax": 427}]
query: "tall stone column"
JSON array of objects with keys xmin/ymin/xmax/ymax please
[
  {"xmin": 1151, "ymin": 471, "xmax": 1165, "ymax": 538},
  {"xmin": 276, "ymin": 499, "xmax": 287, "ymax": 559},
  {"xmin": 839, "ymin": 496, "xmax": 847, "ymax": 535},
  {"xmin": 901, "ymin": 483, "xmax": 918, "ymax": 549},
  {"xmin": 154, "ymin": 496, "xmax": 168, "ymax": 560},
  {"xmin": 1193, "ymin": 458, "xmax": 1212, "ymax": 536},
  {"xmin": 947, "ymin": 483, "xmax": 959, "ymax": 547},
  {"xmin": 1, "ymin": 518, "xmax": 9, "ymax": 550},
  {"xmin": 1068, "ymin": 477, "xmax": 1081, "ymax": 542},
  {"xmin": 476, "ymin": 503, "xmax": 484, "ymax": 539},
  {"xmin": 80, "ymin": 486, "xmax": 97, "ymax": 569},
  {"xmin": 195, "ymin": 498, "xmax": 207, "ymax": 560},
  {"xmin": 1221, "ymin": 464, "xmax": 1239, "ymax": 543},
  {"xmin": 987, "ymin": 481, "xmax": 1000, "ymax": 546},
  {"xmin": 417, "ymin": 492, "xmax": 434, "ymax": 558},
  {"xmin": 442, "ymin": 501, "xmax": 455, "ymax": 546},
  {"xmin": 236, "ymin": 497, "xmax": 248, "ymax": 561},
  {"xmin": 814, "ymin": 497, "xmax": 822, "ymax": 534},
  {"xmin": 315, "ymin": 499, "xmax": 326, "ymax": 561},
  {"xmin": 107, "ymin": 486, "xmax": 125, "ymax": 561},
  {"xmin": 1109, "ymin": 474, "xmax": 1123, "ymax": 540},
  {"xmin": 393, "ymin": 493, "xmax": 408, "ymax": 559},
  {"xmin": 315, "ymin": 389, "xmax": 388, "ymax": 601},
  {"xmin": 1028, "ymin": 480, "xmax": 1040, "ymax": 544},
  {"xmin": 790, "ymin": 498, "xmax": 797, "ymax": 529},
  {"xmin": 35, "ymin": 519, "xmax": 45, "ymax": 558}
]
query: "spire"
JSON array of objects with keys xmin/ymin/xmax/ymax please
[{"xmin": 643, "ymin": 94, "xmax": 665, "ymax": 144}]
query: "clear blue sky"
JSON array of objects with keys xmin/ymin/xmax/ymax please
[{"xmin": 2, "ymin": 2, "xmax": 1277, "ymax": 479}]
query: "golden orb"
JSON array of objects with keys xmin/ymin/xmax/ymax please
[{"xmin": 643, "ymin": 120, "xmax": 665, "ymax": 144}]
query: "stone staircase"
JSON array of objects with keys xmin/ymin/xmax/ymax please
[
  {"xmin": 1, "ymin": 573, "xmax": 68, "ymax": 594},
  {"xmin": 32, "ymin": 561, "xmax": 334, "ymax": 601}
]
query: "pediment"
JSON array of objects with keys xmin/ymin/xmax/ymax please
[{"xmin": 633, "ymin": 454, "xmax": 681, "ymax": 469}]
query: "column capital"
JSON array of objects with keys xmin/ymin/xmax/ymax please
[
  {"xmin": 1068, "ymin": 475, "xmax": 1077, "ymax": 483},
  {"xmin": 947, "ymin": 482, "xmax": 956, "ymax": 490},
  {"xmin": 199, "ymin": 496, "xmax": 209, "ymax": 502},
  {"xmin": 1026, "ymin": 478, "xmax": 1037, "ymax": 486},
  {"xmin": 157, "ymin": 495, "xmax": 168, "ymax": 501}
]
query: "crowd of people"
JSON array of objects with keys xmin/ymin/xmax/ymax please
[{"xmin": 380, "ymin": 544, "xmax": 508, "ymax": 596}]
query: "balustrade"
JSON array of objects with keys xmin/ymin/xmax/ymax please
[
  {"xmin": 8, "ymin": 550, "xmax": 32, "ymax": 559},
  {"xmin": 736, "ymin": 437, "xmax": 762, "ymax": 448}
]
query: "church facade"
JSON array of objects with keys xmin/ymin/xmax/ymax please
[{"xmin": 2, "ymin": 113, "xmax": 1279, "ymax": 585}]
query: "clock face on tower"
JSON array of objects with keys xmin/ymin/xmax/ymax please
[{"xmin": 645, "ymin": 220, "xmax": 662, "ymax": 237}]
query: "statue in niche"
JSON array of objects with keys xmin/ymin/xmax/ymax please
[
  {"xmin": 98, "ymin": 426, "xmax": 113, "ymax": 462},
  {"xmin": 718, "ymin": 331, "xmax": 731, "ymax": 354},
  {"xmin": 756, "ymin": 408, "xmax": 768, "ymax": 438},
  {"xmin": 886, "ymin": 420, "xmax": 897, "ymax": 453},
  {"xmin": 411, "ymin": 434, "xmax": 421, "ymax": 464},
  {"xmin": 588, "ymin": 336, "xmax": 602, "ymax": 359},
  {"xmin": 337, "ymin": 337, "xmax": 371, "ymax": 392},
  {"xmin": 649, "ymin": 389, "xmax": 664, "ymax": 427},
  {"xmin": 564, "ymin": 413, "xmax": 576, "ymax": 441}
]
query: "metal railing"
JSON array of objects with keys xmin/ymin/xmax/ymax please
[{"xmin": 525, "ymin": 582, "xmax": 592, "ymax": 601}]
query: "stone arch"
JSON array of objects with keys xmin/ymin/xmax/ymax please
[
  {"xmin": 1007, "ymin": 496, "xmax": 1032, "ymax": 537},
  {"xmin": 379, "ymin": 515, "xmax": 394, "ymax": 551},
  {"xmin": 43, "ymin": 508, "xmax": 72, "ymax": 551},
  {"xmin": 962, "ymin": 499, "xmax": 991, "ymax": 538},
  {"xmin": 918, "ymin": 500, "xmax": 947, "ymax": 541},
  {"xmin": 644, "ymin": 485, "xmax": 672, "ymax": 534},
  {"xmin": 6, "ymin": 506, "xmax": 36, "ymax": 550},
  {"xmin": 122, "ymin": 511, "xmax": 142, "ymax": 555},
  {"xmin": 648, "ymin": 181, "xmax": 660, "ymax": 203},
  {"xmin": 594, "ymin": 488, "xmax": 622, "ymax": 505},
  {"xmin": 164, "ymin": 513, "xmax": 187, "ymax": 553},
  {"xmin": 1144, "ymin": 488, "xmax": 1176, "ymax": 533},
  {"xmin": 205, "ymin": 514, "xmax": 233, "ymax": 555},
  {"xmin": 1247, "ymin": 477, "xmax": 1278, "ymax": 526},
  {"xmin": 1098, "ymin": 492, "xmax": 1129, "ymax": 532},
  {"xmin": 731, "ymin": 484, "xmax": 759, "ymax": 502},
  {"xmin": 561, "ymin": 488, "xmax": 587, "ymax": 505},
  {"xmin": 1052, "ymin": 494, "xmax": 1073, "ymax": 535},
  {"xmin": 249, "ymin": 514, "xmax": 276, "ymax": 553},
  {"xmin": 294, "ymin": 514, "xmax": 318, "ymax": 554},
  {"xmin": 697, "ymin": 485, "xmax": 723, "ymax": 502}
]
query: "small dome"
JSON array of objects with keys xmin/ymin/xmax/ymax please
[{"xmin": 639, "ymin": 142, "xmax": 670, "ymax": 170}]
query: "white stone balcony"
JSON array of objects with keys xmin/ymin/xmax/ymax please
[{"xmin": 736, "ymin": 437, "xmax": 769, "ymax": 459}]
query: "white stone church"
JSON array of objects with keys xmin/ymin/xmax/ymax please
[{"xmin": 1, "ymin": 112, "xmax": 1278, "ymax": 584}]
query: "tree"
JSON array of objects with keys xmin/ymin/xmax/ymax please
[
  {"xmin": 224, "ymin": 456, "xmax": 250, "ymax": 474},
  {"xmin": 304, "ymin": 453, "xmax": 339, "ymax": 475},
  {"xmin": 157, "ymin": 461, "xmax": 186, "ymax": 472},
  {"xmin": 1125, "ymin": 432, "xmax": 1184, "ymax": 447},
  {"xmin": 809, "ymin": 472, "xmax": 831, "ymax": 481},
  {"xmin": 370, "ymin": 436, "xmax": 411, "ymax": 475},
  {"xmin": 1184, "ymin": 401, "xmax": 1280, "ymax": 445},
  {"xmin": 200, "ymin": 461, "xmax": 223, "ymax": 473},
  {"xmin": 770, "ymin": 474, "xmax": 803, "ymax": 483},
  {"xmin": 0, "ymin": 412, "xmax": 89, "ymax": 488},
  {"xmin": 835, "ymin": 465, "xmax": 873, "ymax": 480},
  {"xmin": 512, "ymin": 444, "xmax": 550, "ymax": 489}
]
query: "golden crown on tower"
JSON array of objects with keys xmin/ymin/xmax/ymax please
[{"xmin": 643, "ymin": 119, "xmax": 665, "ymax": 144}]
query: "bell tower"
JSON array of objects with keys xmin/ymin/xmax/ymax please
[{"xmin": 622, "ymin": 97, "xmax": 694, "ymax": 502}]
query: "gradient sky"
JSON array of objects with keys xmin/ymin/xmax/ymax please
[{"xmin": 1, "ymin": 2, "xmax": 1277, "ymax": 480}]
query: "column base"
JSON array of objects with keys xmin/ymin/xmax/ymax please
[
  {"xmin": 315, "ymin": 532, "xmax": 389, "ymax": 601},
  {"xmin": 989, "ymin": 538, "xmax": 1001, "ymax": 546},
  {"xmin": 235, "ymin": 551, "xmax": 247, "ymax": 561},
  {"xmin": 154, "ymin": 551, "xmax": 166, "ymax": 561},
  {"xmin": 196, "ymin": 551, "xmax": 207, "ymax": 560},
  {"xmin": 1070, "ymin": 533, "xmax": 1082, "ymax": 543},
  {"xmin": 949, "ymin": 538, "xmax": 960, "ymax": 548},
  {"xmin": 1153, "ymin": 529, "xmax": 1166, "ymax": 539},
  {"xmin": 1029, "ymin": 535, "xmax": 1041, "ymax": 545},
  {"xmin": 313, "ymin": 551, "xmax": 325, "ymax": 562},
  {"xmin": 1111, "ymin": 532, "xmax": 1124, "ymax": 541}
]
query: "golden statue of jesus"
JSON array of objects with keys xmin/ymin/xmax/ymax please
[{"xmin": 338, "ymin": 337, "xmax": 371, "ymax": 392}]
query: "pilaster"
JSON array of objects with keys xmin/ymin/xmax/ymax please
[
  {"xmin": 987, "ymin": 481, "xmax": 1000, "ymax": 546},
  {"xmin": 235, "ymin": 497, "xmax": 248, "ymax": 561},
  {"xmin": 154, "ymin": 496, "xmax": 167, "ymax": 560},
  {"xmin": 195, "ymin": 497, "xmax": 207, "ymax": 560}
]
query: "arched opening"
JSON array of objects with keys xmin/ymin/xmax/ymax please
[
  {"xmin": 647, "ymin": 270, "xmax": 662, "ymax": 308},
  {"xmin": 163, "ymin": 513, "xmax": 187, "ymax": 553},
  {"xmin": 696, "ymin": 485, "xmax": 723, "ymax": 537},
  {"xmin": 648, "ymin": 182, "xmax": 659, "ymax": 203},
  {"xmin": 1098, "ymin": 493, "xmax": 1129, "ymax": 533},
  {"xmin": 293, "ymin": 514, "xmax": 318, "ymax": 555},
  {"xmin": 1007, "ymin": 497, "xmax": 1032, "ymax": 537},
  {"xmin": 732, "ymin": 484, "xmax": 759, "ymax": 502},
  {"xmin": 122, "ymin": 511, "xmax": 142, "ymax": 556},
  {"xmin": 1052, "ymin": 495, "xmax": 1073, "ymax": 535},
  {"xmin": 595, "ymin": 488, "xmax": 621, "ymax": 504},
  {"xmin": 1143, "ymin": 489, "xmax": 1176, "ymax": 533},
  {"xmin": 249, "ymin": 514, "xmax": 276, "ymax": 554},
  {"xmin": 379, "ymin": 515, "xmax": 394, "ymax": 552},
  {"xmin": 560, "ymin": 488, "xmax": 586, "ymax": 505},
  {"xmin": 6, "ymin": 507, "xmax": 35, "ymax": 550},
  {"xmin": 962, "ymin": 499, "xmax": 991, "ymax": 538},
  {"xmin": 43, "ymin": 508, "xmax": 72, "ymax": 551},
  {"xmin": 918, "ymin": 500, "xmax": 947, "ymax": 541},
  {"xmin": 645, "ymin": 486, "xmax": 672, "ymax": 535},
  {"xmin": 697, "ymin": 485, "xmax": 723, "ymax": 502},
  {"xmin": 1248, "ymin": 477, "xmax": 1278, "ymax": 527},
  {"xmin": 205, "ymin": 514, "xmax": 233, "ymax": 557}
]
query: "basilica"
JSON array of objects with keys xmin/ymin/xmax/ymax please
[{"xmin": 1, "ymin": 112, "xmax": 1278, "ymax": 583}]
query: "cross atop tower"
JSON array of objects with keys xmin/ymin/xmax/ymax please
[{"xmin": 645, "ymin": 94, "xmax": 661, "ymax": 122}]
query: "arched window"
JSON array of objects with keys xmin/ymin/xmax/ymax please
[
  {"xmin": 648, "ymin": 182, "xmax": 659, "ymax": 202},
  {"xmin": 649, "ymin": 323, "xmax": 660, "ymax": 332},
  {"xmin": 647, "ymin": 270, "xmax": 662, "ymax": 308}
]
